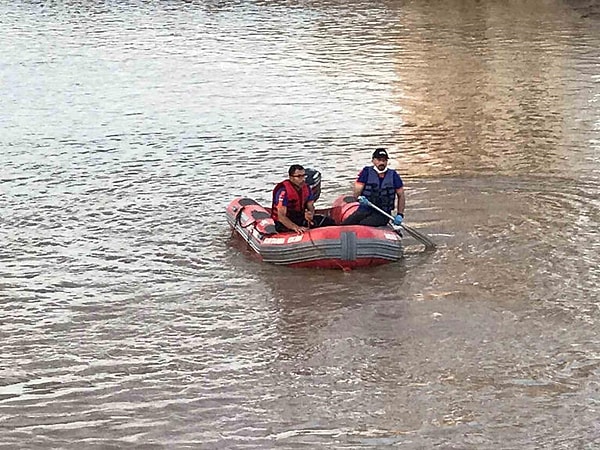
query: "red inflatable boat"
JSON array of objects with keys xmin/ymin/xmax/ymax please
[{"xmin": 226, "ymin": 193, "xmax": 403, "ymax": 270}]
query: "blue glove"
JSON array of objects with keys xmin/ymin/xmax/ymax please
[
  {"xmin": 393, "ymin": 214, "xmax": 404, "ymax": 225},
  {"xmin": 358, "ymin": 196, "xmax": 369, "ymax": 206}
]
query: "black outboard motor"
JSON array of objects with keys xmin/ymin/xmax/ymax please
[{"xmin": 305, "ymin": 168, "xmax": 321, "ymax": 202}]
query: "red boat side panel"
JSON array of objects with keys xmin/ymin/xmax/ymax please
[{"xmin": 330, "ymin": 195, "xmax": 360, "ymax": 224}]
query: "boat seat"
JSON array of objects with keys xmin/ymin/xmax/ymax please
[
  {"xmin": 239, "ymin": 198, "xmax": 260, "ymax": 206},
  {"xmin": 251, "ymin": 211, "xmax": 270, "ymax": 220}
]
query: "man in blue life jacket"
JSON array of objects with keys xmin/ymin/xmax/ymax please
[
  {"xmin": 271, "ymin": 164, "xmax": 335, "ymax": 233},
  {"xmin": 342, "ymin": 148, "xmax": 405, "ymax": 227}
]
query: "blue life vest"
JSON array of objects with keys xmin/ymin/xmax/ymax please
[{"xmin": 361, "ymin": 167, "xmax": 397, "ymax": 213}]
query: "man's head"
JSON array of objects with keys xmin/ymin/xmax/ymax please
[
  {"xmin": 371, "ymin": 148, "xmax": 389, "ymax": 172},
  {"xmin": 288, "ymin": 164, "xmax": 306, "ymax": 188}
]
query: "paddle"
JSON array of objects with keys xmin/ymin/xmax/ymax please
[{"xmin": 358, "ymin": 196, "xmax": 437, "ymax": 251}]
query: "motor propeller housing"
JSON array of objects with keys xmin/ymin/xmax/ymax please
[{"xmin": 305, "ymin": 168, "xmax": 321, "ymax": 202}]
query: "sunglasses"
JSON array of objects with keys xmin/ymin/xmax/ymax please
[{"xmin": 291, "ymin": 174, "xmax": 306, "ymax": 178}]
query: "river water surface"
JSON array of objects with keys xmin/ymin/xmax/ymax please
[{"xmin": 1, "ymin": 0, "xmax": 599, "ymax": 448}]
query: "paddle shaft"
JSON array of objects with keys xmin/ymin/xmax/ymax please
[{"xmin": 361, "ymin": 198, "xmax": 436, "ymax": 250}]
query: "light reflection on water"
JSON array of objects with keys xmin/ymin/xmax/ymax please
[{"xmin": 1, "ymin": 0, "xmax": 599, "ymax": 448}]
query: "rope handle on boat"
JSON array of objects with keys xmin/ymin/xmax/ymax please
[
  {"xmin": 303, "ymin": 223, "xmax": 350, "ymax": 271},
  {"xmin": 232, "ymin": 205, "xmax": 260, "ymax": 230}
]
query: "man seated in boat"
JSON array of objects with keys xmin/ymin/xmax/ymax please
[
  {"xmin": 342, "ymin": 148, "xmax": 406, "ymax": 227},
  {"xmin": 271, "ymin": 164, "xmax": 335, "ymax": 233}
]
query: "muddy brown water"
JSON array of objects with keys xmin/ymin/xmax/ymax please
[{"xmin": 1, "ymin": 1, "xmax": 599, "ymax": 448}]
